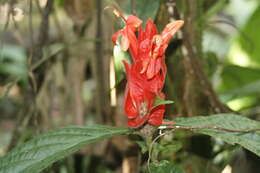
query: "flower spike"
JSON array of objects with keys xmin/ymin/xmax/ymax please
[{"xmin": 112, "ymin": 14, "xmax": 184, "ymax": 128}]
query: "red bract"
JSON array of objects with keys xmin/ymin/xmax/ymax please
[
  {"xmin": 123, "ymin": 61, "xmax": 167, "ymax": 128},
  {"xmin": 112, "ymin": 15, "xmax": 142, "ymax": 58},
  {"xmin": 138, "ymin": 20, "xmax": 184, "ymax": 79},
  {"xmin": 112, "ymin": 14, "xmax": 184, "ymax": 128}
]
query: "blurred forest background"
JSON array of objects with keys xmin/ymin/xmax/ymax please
[{"xmin": 0, "ymin": 0, "xmax": 260, "ymax": 172}]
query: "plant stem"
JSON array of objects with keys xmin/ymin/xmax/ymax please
[{"xmin": 163, "ymin": 125, "xmax": 260, "ymax": 133}]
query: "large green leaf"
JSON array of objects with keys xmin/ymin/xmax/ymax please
[
  {"xmin": 175, "ymin": 114, "xmax": 260, "ymax": 157},
  {"xmin": 0, "ymin": 125, "xmax": 131, "ymax": 173}
]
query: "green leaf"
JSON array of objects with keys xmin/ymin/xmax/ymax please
[
  {"xmin": 149, "ymin": 160, "xmax": 185, "ymax": 173},
  {"xmin": 113, "ymin": 45, "xmax": 130, "ymax": 84},
  {"xmin": 0, "ymin": 125, "xmax": 131, "ymax": 173},
  {"xmin": 135, "ymin": 141, "xmax": 148, "ymax": 154},
  {"xmin": 159, "ymin": 141, "xmax": 182, "ymax": 159},
  {"xmin": 203, "ymin": 0, "xmax": 227, "ymax": 20},
  {"xmin": 220, "ymin": 80, "xmax": 260, "ymax": 102},
  {"xmin": 175, "ymin": 114, "xmax": 260, "ymax": 157},
  {"xmin": 219, "ymin": 65, "xmax": 260, "ymax": 92},
  {"xmin": 238, "ymin": 5, "xmax": 260, "ymax": 65},
  {"xmin": 124, "ymin": 0, "xmax": 160, "ymax": 21},
  {"xmin": 153, "ymin": 97, "xmax": 174, "ymax": 108},
  {"xmin": 0, "ymin": 44, "xmax": 27, "ymax": 79}
]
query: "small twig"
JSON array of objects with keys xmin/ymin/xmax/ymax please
[
  {"xmin": 147, "ymin": 131, "xmax": 166, "ymax": 173},
  {"xmin": 28, "ymin": 0, "xmax": 34, "ymax": 65},
  {"xmin": 31, "ymin": 47, "xmax": 63, "ymax": 71},
  {"xmin": 104, "ymin": 6, "xmax": 127, "ymax": 22}
]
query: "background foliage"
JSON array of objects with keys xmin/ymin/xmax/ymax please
[{"xmin": 0, "ymin": 0, "xmax": 260, "ymax": 172}]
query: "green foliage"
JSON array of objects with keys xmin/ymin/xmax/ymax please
[
  {"xmin": 203, "ymin": 0, "xmax": 227, "ymax": 21},
  {"xmin": 113, "ymin": 44, "xmax": 130, "ymax": 84},
  {"xmin": 175, "ymin": 114, "xmax": 260, "ymax": 157},
  {"xmin": 0, "ymin": 0, "xmax": 8, "ymax": 3},
  {"xmin": 220, "ymin": 80, "xmax": 260, "ymax": 102},
  {"xmin": 219, "ymin": 65, "xmax": 260, "ymax": 104},
  {"xmin": 0, "ymin": 45, "xmax": 27, "ymax": 81},
  {"xmin": 149, "ymin": 160, "xmax": 185, "ymax": 173},
  {"xmin": 204, "ymin": 51, "xmax": 219, "ymax": 77},
  {"xmin": 219, "ymin": 65, "xmax": 260, "ymax": 92},
  {"xmin": 153, "ymin": 97, "xmax": 174, "ymax": 108},
  {"xmin": 55, "ymin": 0, "xmax": 64, "ymax": 7},
  {"xmin": 159, "ymin": 141, "xmax": 182, "ymax": 159},
  {"xmin": 125, "ymin": 0, "xmax": 160, "ymax": 21},
  {"xmin": 0, "ymin": 125, "xmax": 131, "ymax": 173},
  {"xmin": 1, "ymin": 115, "xmax": 260, "ymax": 173},
  {"xmin": 136, "ymin": 140, "xmax": 148, "ymax": 153},
  {"xmin": 238, "ymin": 5, "xmax": 260, "ymax": 65}
]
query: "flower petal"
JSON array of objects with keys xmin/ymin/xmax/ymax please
[
  {"xmin": 146, "ymin": 58, "xmax": 158, "ymax": 79},
  {"xmin": 148, "ymin": 104, "xmax": 165, "ymax": 126},
  {"xmin": 140, "ymin": 58, "xmax": 150, "ymax": 74},
  {"xmin": 124, "ymin": 86, "xmax": 138, "ymax": 119},
  {"xmin": 112, "ymin": 29, "xmax": 123, "ymax": 45},
  {"xmin": 127, "ymin": 114, "xmax": 149, "ymax": 128},
  {"xmin": 121, "ymin": 33, "xmax": 130, "ymax": 51},
  {"xmin": 123, "ymin": 61, "xmax": 145, "ymax": 104},
  {"xmin": 161, "ymin": 20, "xmax": 184, "ymax": 45},
  {"xmin": 126, "ymin": 26, "xmax": 139, "ymax": 60},
  {"xmin": 126, "ymin": 15, "xmax": 142, "ymax": 30},
  {"xmin": 145, "ymin": 19, "xmax": 157, "ymax": 40}
]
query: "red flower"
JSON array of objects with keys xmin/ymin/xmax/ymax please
[
  {"xmin": 123, "ymin": 61, "xmax": 166, "ymax": 128},
  {"xmin": 112, "ymin": 14, "xmax": 184, "ymax": 128}
]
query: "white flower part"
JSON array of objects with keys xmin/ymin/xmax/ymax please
[
  {"xmin": 158, "ymin": 126, "xmax": 167, "ymax": 135},
  {"xmin": 157, "ymin": 129, "xmax": 161, "ymax": 135},
  {"xmin": 158, "ymin": 126, "xmax": 167, "ymax": 129}
]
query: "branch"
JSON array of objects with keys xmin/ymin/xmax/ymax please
[
  {"xmin": 32, "ymin": 0, "xmax": 53, "ymax": 62},
  {"xmin": 159, "ymin": 125, "xmax": 260, "ymax": 133},
  {"xmin": 180, "ymin": 0, "xmax": 231, "ymax": 114},
  {"xmin": 92, "ymin": 0, "xmax": 110, "ymax": 123}
]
